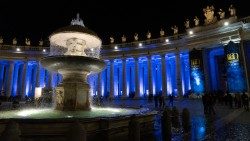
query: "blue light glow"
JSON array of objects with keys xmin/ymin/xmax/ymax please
[{"xmin": 225, "ymin": 41, "xmax": 247, "ymax": 93}]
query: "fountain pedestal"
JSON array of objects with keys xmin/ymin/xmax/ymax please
[
  {"xmin": 41, "ymin": 56, "xmax": 105, "ymax": 111},
  {"xmin": 56, "ymin": 73, "xmax": 90, "ymax": 110}
]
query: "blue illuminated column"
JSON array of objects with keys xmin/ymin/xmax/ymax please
[
  {"xmin": 161, "ymin": 54, "xmax": 167, "ymax": 96},
  {"xmin": 225, "ymin": 41, "xmax": 247, "ymax": 92},
  {"xmin": 21, "ymin": 61, "xmax": 27, "ymax": 98},
  {"xmin": 190, "ymin": 49, "xmax": 205, "ymax": 94},
  {"xmin": 7, "ymin": 61, "xmax": 14, "ymax": 97},
  {"xmin": 36, "ymin": 62, "xmax": 41, "ymax": 87},
  {"xmin": 147, "ymin": 55, "xmax": 153, "ymax": 95},
  {"xmin": 98, "ymin": 71, "xmax": 102, "ymax": 97},
  {"xmin": 109, "ymin": 59, "xmax": 114, "ymax": 98},
  {"xmin": 135, "ymin": 57, "xmax": 140, "ymax": 98},
  {"xmin": 175, "ymin": 52, "xmax": 183, "ymax": 96},
  {"xmin": 0, "ymin": 63, "xmax": 4, "ymax": 91},
  {"xmin": 122, "ymin": 58, "xmax": 127, "ymax": 97},
  {"xmin": 11, "ymin": 62, "xmax": 21, "ymax": 96}
]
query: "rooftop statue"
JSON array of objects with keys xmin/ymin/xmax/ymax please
[
  {"xmin": 203, "ymin": 5, "xmax": 217, "ymax": 25},
  {"xmin": 0, "ymin": 36, "xmax": 3, "ymax": 44},
  {"xmin": 134, "ymin": 33, "xmax": 139, "ymax": 41},
  {"xmin": 228, "ymin": 4, "xmax": 236, "ymax": 17},
  {"xmin": 110, "ymin": 36, "xmax": 114, "ymax": 44},
  {"xmin": 171, "ymin": 25, "xmax": 178, "ymax": 35},
  {"xmin": 25, "ymin": 38, "xmax": 31, "ymax": 46},
  {"xmin": 184, "ymin": 19, "xmax": 190, "ymax": 29},
  {"xmin": 160, "ymin": 28, "xmax": 165, "ymax": 37},
  {"xmin": 121, "ymin": 35, "xmax": 126, "ymax": 42},
  {"xmin": 147, "ymin": 31, "xmax": 151, "ymax": 39},
  {"xmin": 218, "ymin": 9, "xmax": 225, "ymax": 19},
  {"xmin": 13, "ymin": 37, "xmax": 17, "ymax": 45},
  {"xmin": 194, "ymin": 16, "xmax": 200, "ymax": 26},
  {"xmin": 39, "ymin": 39, "xmax": 43, "ymax": 46}
]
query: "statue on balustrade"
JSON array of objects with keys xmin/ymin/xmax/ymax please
[
  {"xmin": 160, "ymin": 28, "xmax": 165, "ymax": 37},
  {"xmin": 228, "ymin": 4, "xmax": 236, "ymax": 17},
  {"xmin": 218, "ymin": 8, "xmax": 225, "ymax": 20},
  {"xmin": 110, "ymin": 36, "xmax": 115, "ymax": 44},
  {"xmin": 194, "ymin": 16, "xmax": 200, "ymax": 26},
  {"xmin": 146, "ymin": 31, "xmax": 151, "ymax": 39},
  {"xmin": 25, "ymin": 38, "xmax": 31, "ymax": 46},
  {"xmin": 171, "ymin": 25, "xmax": 178, "ymax": 35},
  {"xmin": 203, "ymin": 5, "xmax": 217, "ymax": 25},
  {"xmin": 134, "ymin": 33, "xmax": 139, "ymax": 41},
  {"xmin": 39, "ymin": 39, "xmax": 43, "ymax": 46},
  {"xmin": 121, "ymin": 35, "xmax": 126, "ymax": 43},
  {"xmin": 184, "ymin": 19, "xmax": 190, "ymax": 29},
  {"xmin": 0, "ymin": 36, "xmax": 3, "ymax": 44},
  {"xmin": 13, "ymin": 37, "xmax": 17, "ymax": 45}
]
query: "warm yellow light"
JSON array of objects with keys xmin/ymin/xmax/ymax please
[
  {"xmin": 165, "ymin": 39, "xmax": 169, "ymax": 43},
  {"xmin": 16, "ymin": 48, "xmax": 21, "ymax": 51},
  {"xmin": 224, "ymin": 22, "xmax": 229, "ymax": 26},
  {"xmin": 139, "ymin": 43, "xmax": 142, "ymax": 46},
  {"xmin": 35, "ymin": 87, "xmax": 42, "ymax": 99},
  {"xmin": 114, "ymin": 46, "xmax": 118, "ymax": 49},
  {"xmin": 189, "ymin": 31, "xmax": 193, "ymax": 35}
]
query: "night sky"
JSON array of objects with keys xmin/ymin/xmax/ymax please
[{"xmin": 0, "ymin": 0, "xmax": 249, "ymax": 45}]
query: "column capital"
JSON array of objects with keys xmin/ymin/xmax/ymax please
[
  {"xmin": 146, "ymin": 55, "xmax": 152, "ymax": 60},
  {"xmin": 160, "ymin": 54, "xmax": 166, "ymax": 58},
  {"xmin": 122, "ymin": 57, "xmax": 127, "ymax": 61},
  {"xmin": 109, "ymin": 59, "xmax": 114, "ymax": 63},
  {"xmin": 134, "ymin": 57, "xmax": 139, "ymax": 61}
]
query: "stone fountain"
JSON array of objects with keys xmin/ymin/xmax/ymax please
[
  {"xmin": 0, "ymin": 15, "xmax": 156, "ymax": 141},
  {"xmin": 40, "ymin": 14, "xmax": 105, "ymax": 110}
]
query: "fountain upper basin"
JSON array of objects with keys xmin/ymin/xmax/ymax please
[{"xmin": 40, "ymin": 55, "xmax": 106, "ymax": 73}]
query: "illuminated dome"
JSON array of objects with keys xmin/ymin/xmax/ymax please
[{"xmin": 49, "ymin": 15, "xmax": 101, "ymax": 58}]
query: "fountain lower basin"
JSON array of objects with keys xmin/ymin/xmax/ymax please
[{"xmin": 0, "ymin": 107, "xmax": 156, "ymax": 141}]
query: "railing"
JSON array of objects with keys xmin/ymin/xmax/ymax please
[
  {"xmin": 0, "ymin": 44, "xmax": 49, "ymax": 52},
  {"xmin": 0, "ymin": 16, "xmax": 249, "ymax": 53}
]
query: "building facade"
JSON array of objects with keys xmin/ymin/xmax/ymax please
[{"xmin": 0, "ymin": 16, "xmax": 250, "ymax": 99}]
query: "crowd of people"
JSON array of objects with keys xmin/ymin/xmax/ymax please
[{"xmin": 202, "ymin": 91, "xmax": 250, "ymax": 115}]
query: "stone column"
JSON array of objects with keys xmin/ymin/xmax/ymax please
[
  {"xmin": 36, "ymin": 62, "xmax": 41, "ymax": 87},
  {"xmin": 98, "ymin": 72, "xmax": 102, "ymax": 97},
  {"xmin": 122, "ymin": 58, "xmax": 127, "ymax": 98},
  {"xmin": 0, "ymin": 64, "xmax": 4, "ymax": 92},
  {"xmin": 109, "ymin": 60, "xmax": 114, "ymax": 98},
  {"xmin": 135, "ymin": 57, "xmax": 140, "ymax": 98},
  {"xmin": 48, "ymin": 71, "xmax": 53, "ymax": 89},
  {"xmin": 202, "ymin": 49, "xmax": 210, "ymax": 92},
  {"xmin": 175, "ymin": 52, "xmax": 183, "ymax": 97},
  {"xmin": 240, "ymin": 40, "xmax": 250, "ymax": 93},
  {"xmin": 147, "ymin": 56, "xmax": 153, "ymax": 95},
  {"xmin": 21, "ymin": 62, "xmax": 28, "ymax": 99},
  {"xmin": 161, "ymin": 54, "xmax": 167, "ymax": 96},
  {"xmin": 7, "ymin": 61, "xmax": 14, "ymax": 97}
]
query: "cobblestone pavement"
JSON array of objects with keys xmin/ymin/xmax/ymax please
[{"xmin": 102, "ymin": 98, "xmax": 250, "ymax": 141}]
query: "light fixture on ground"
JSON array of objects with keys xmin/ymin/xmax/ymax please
[
  {"xmin": 224, "ymin": 21, "xmax": 229, "ymax": 26},
  {"xmin": 189, "ymin": 30, "xmax": 194, "ymax": 35}
]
